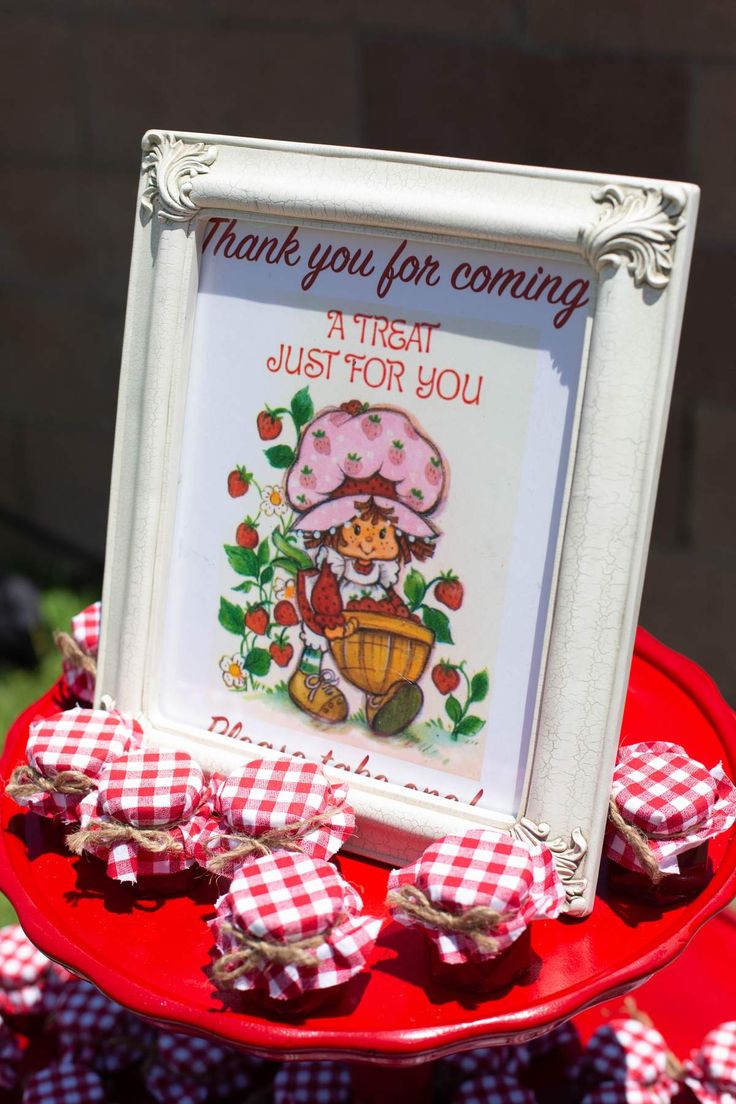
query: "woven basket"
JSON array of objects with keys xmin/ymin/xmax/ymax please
[{"xmin": 329, "ymin": 611, "xmax": 435, "ymax": 697}]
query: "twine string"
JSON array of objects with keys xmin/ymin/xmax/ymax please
[
  {"xmin": 54, "ymin": 631, "xmax": 97, "ymax": 676},
  {"xmin": 211, "ymin": 921, "xmax": 326, "ymax": 985},
  {"xmin": 386, "ymin": 884, "xmax": 505, "ymax": 954},
  {"xmin": 67, "ymin": 820, "xmax": 184, "ymax": 855},
  {"xmin": 6, "ymin": 763, "xmax": 96, "ymax": 801},
  {"xmin": 608, "ymin": 797, "xmax": 667, "ymax": 885},
  {"xmin": 206, "ymin": 802, "xmax": 345, "ymax": 874}
]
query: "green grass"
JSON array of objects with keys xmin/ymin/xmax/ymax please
[{"xmin": 0, "ymin": 585, "xmax": 98, "ymax": 927}]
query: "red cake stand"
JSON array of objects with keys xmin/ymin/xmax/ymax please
[{"xmin": 1, "ymin": 628, "xmax": 735, "ymax": 1103}]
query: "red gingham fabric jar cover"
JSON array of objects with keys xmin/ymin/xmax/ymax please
[
  {"xmin": 452, "ymin": 1073, "xmax": 539, "ymax": 1104},
  {"xmin": 0, "ymin": 924, "xmax": 55, "ymax": 1017},
  {"xmin": 74, "ymin": 748, "xmax": 210, "ymax": 883},
  {"xmin": 0, "ymin": 1019, "xmax": 22, "ymax": 1090},
  {"xmin": 22, "ymin": 1060, "xmax": 106, "ymax": 1104},
  {"xmin": 210, "ymin": 851, "xmax": 382, "ymax": 1000},
  {"xmin": 578, "ymin": 1019, "xmax": 676, "ymax": 1104},
  {"xmin": 387, "ymin": 829, "xmax": 565, "ymax": 966},
  {"xmin": 192, "ymin": 757, "xmax": 355, "ymax": 876},
  {"xmin": 52, "ymin": 977, "xmax": 154, "ymax": 1073},
  {"xmin": 442, "ymin": 1044, "xmax": 530, "ymax": 1083},
  {"xmin": 685, "ymin": 1022, "xmax": 736, "ymax": 1104},
  {"xmin": 605, "ymin": 742, "xmax": 736, "ymax": 877},
  {"xmin": 144, "ymin": 1030, "xmax": 259, "ymax": 1104},
  {"xmin": 61, "ymin": 601, "xmax": 101, "ymax": 705},
  {"xmin": 273, "ymin": 1061, "xmax": 352, "ymax": 1104},
  {"xmin": 12, "ymin": 708, "xmax": 143, "ymax": 823}
]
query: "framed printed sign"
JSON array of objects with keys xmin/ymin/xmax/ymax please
[{"xmin": 97, "ymin": 130, "xmax": 698, "ymax": 915}]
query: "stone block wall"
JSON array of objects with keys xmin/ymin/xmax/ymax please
[{"xmin": 1, "ymin": 1, "xmax": 733, "ymax": 698}]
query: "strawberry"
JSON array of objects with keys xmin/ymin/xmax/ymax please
[
  {"xmin": 389, "ymin": 440, "xmax": 405, "ymax": 465},
  {"xmin": 434, "ymin": 573, "xmax": 464, "ymax": 611},
  {"xmin": 257, "ymin": 409, "xmax": 282, "ymax": 440},
  {"xmin": 312, "ymin": 559, "xmax": 342, "ymax": 616},
  {"xmin": 361, "ymin": 413, "xmax": 383, "ymax": 440},
  {"xmin": 340, "ymin": 399, "xmax": 367, "ymax": 417},
  {"xmin": 236, "ymin": 521, "xmax": 259, "ymax": 549},
  {"xmin": 274, "ymin": 600, "xmax": 299, "ymax": 626},
  {"xmin": 344, "ymin": 452, "xmax": 363, "ymax": 476},
  {"xmin": 245, "ymin": 606, "xmax": 268, "ymax": 635},
  {"xmin": 312, "ymin": 429, "xmax": 331, "ymax": 455},
  {"xmin": 431, "ymin": 662, "xmax": 460, "ymax": 695},
  {"xmin": 227, "ymin": 468, "xmax": 249, "ymax": 497},
  {"xmin": 425, "ymin": 456, "xmax": 442, "ymax": 486},
  {"xmin": 270, "ymin": 641, "xmax": 294, "ymax": 668},
  {"xmin": 299, "ymin": 465, "xmax": 317, "ymax": 489}
]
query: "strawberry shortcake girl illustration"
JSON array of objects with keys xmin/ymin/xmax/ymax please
[{"xmin": 285, "ymin": 401, "xmax": 447, "ymax": 736}]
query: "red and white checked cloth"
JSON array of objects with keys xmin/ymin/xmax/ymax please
[
  {"xmin": 52, "ymin": 977, "xmax": 154, "ymax": 1073},
  {"xmin": 273, "ymin": 1061, "xmax": 352, "ymax": 1104},
  {"xmin": 387, "ymin": 830, "xmax": 565, "ymax": 966},
  {"xmin": 452, "ymin": 1073, "xmax": 538, "ymax": 1104},
  {"xmin": 22, "ymin": 1060, "xmax": 105, "ymax": 1104},
  {"xmin": 442, "ymin": 1044, "xmax": 530, "ymax": 1082},
  {"xmin": 0, "ymin": 1020, "xmax": 22, "ymax": 1090},
  {"xmin": 578, "ymin": 1020, "xmax": 677, "ymax": 1104},
  {"xmin": 192, "ymin": 757, "xmax": 354, "ymax": 876},
  {"xmin": 0, "ymin": 923, "xmax": 54, "ymax": 1017},
  {"xmin": 144, "ymin": 1030, "xmax": 258, "ymax": 1104},
  {"xmin": 61, "ymin": 601, "xmax": 101, "ymax": 705},
  {"xmin": 11, "ymin": 708, "xmax": 143, "ymax": 822},
  {"xmin": 606, "ymin": 742, "xmax": 736, "ymax": 877},
  {"xmin": 685, "ymin": 1022, "xmax": 736, "ymax": 1104},
  {"xmin": 74, "ymin": 748, "xmax": 210, "ymax": 883},
  {"xmin": 210, "ymin": 851, "xmax": 381, "ymax": 1000}
]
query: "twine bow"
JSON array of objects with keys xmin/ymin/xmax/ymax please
[
  {"xmin": 205, "ymin": 802, "xmax": 345, "ymax": 874},
  {"xmin": 54, "ymin": 631, "xmax": 97, "ymax": 676},
  {"xmin": 211, "ymin": 921, "xmax": 327, "ymax": 986},
  {"xmin": 5, "ymin": 764, "xmax": 96, "ymax": 801},
  {"xmin": 386, "ymin": 883, "xmax": 505, "ymax": 954},
  {"xmin": 608, "ymin": 797, "xmax": 670, "ymax": 884},
  {"xmin": 67, "ymin": 820, "xmax": 184, "ymax": 855}
]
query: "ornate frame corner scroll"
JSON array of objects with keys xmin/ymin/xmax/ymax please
[
  {"xmin": 140, "ymin": 130, "xmax": 218, "ymax": 224},
  {"xmin": 511, "ymin": 819, "xmax": 589, "ymax": 915},
  {"xmin": 580, "ymin": 185, "xmax": 687, "ymax": 290}
]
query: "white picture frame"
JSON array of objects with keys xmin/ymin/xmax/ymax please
[{"xmin": 97, "ymin": 129, "xmax": 698, "ymax": 916}]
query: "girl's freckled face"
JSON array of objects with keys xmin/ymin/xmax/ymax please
[{"xmin": 338, "ymin": 517, "xmax": 399, "ymax": 561}]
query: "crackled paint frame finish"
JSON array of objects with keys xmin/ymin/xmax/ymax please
[{"xmin": 96, "ymin": 130, "xmax": 698, "ymax": 915}]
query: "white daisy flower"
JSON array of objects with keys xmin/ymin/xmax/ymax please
[
  {"xmin": 274, "ymin": 576, "xmax": 297, "ymax": 602},
  {"xmin": 260, "ymin": 484, "xmax": 289, "ymax": 516},
  {"xmin": 220, "ymin": 654, "xmax": 247, "ymax": 689}
]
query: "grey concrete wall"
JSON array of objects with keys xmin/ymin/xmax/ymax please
[{"xmin": 1, "ymin": 1, "xmax": 734, "ymax": 697}]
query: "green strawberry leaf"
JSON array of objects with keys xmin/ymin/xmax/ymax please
[
  {"xmin": 244, "ymin": 647, "xmax": 272, "ymax": 677},
  {"xmin": 421, "ymin": 605, "xmax": 453, "ymax": 644},
  {"xmin": 218, "ymin": 597, "xmax": 245, "ymax": 635},
  {"xmin": 469, "ymin": 670, "xmax": 489, "ymax": 704},
  {"xmin": 224, "ymin": 544, "xmax": 260, "ymax": 578},
  {"xmin": 444, "ymin": 695, "xmax": 462, "ymax": 724},
  {"xmin": 272, "ymin": 530, "xmax": 312, "ymax": 569},
  {"xmin": 271, "ymin": 556, "xmax": 298, "ymax": 576},
  {"xmin": 260, "ymin": 564, "xmax": 274, "ymax": 586},
  {"xmin": 232, "ymin": 581, "xmax": 254, "ymax": 594},
  {"xmin": 257, "ymin": 538, "xmax": 271, "ymax": 566},
  {"xmin": 290, "ymin": 387, "xmax": 314, "ymax": 431},
  {"xmin": 264, "ymin": 444, "xmax": 295, "ymax": 469},
  {"xmin": 455, "ymin": 714, "xmax": 485, "ymax": 737},
  {"xmin": 403, "ymin": 568, "xmax": 426, "ymax": 609}
]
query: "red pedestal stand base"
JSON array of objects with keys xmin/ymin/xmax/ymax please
[{"xmin": 1, "ymin": 628, "xmax": 735, "ymax": 1082}]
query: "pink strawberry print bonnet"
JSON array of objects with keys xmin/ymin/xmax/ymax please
[{"xmin": 285, "ymin": 404, "xmax": 447, "ymax": 538}]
